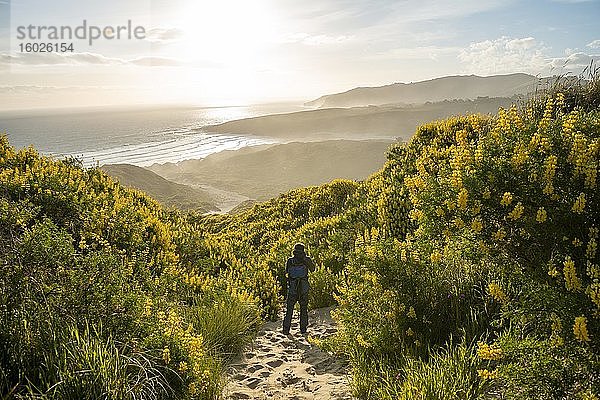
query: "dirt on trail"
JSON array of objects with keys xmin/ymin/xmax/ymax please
[{"xmin": 224, "ymin": 307, "xmax": 354, "ymax": 400}]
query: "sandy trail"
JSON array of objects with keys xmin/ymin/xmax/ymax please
[{"xmin": 224, "ymin": 307, "xmax": 353, "ymax": 400}]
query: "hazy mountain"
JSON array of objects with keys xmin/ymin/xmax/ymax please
[
  {"xmin": 206, "ymin": 97, "xmax": 514, "ymax": 140},
  {"xmin": 149, "ymin": 139, "xmax": 393, "ymax": 201},
  {"xmin": 304, "ymin": 73, "xmax": 544, "ymax": 108},
  {"xmin": 101, "ymin": 164, "xmax": 218, "ymax": 213}
]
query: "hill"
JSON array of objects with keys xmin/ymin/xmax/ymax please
[
  {"xmin": 149, "ymin": 139, "xmax": 393, "ymax": 201},
  {"xmin": 101, "ymin": 163, "xmax": 218, "ymax": 213},
  {"xmin": 1, "ymin": 77, "xmax": 597, "ymax": 400},
  {"xmin": 196, "ymin": 80, "xmax": 600, "ymax": 399},
  {"xmin": 206, "ymin": 97, "xmax": 514, "ymax": 140},
  {"xmin": 305, "ymin": 73, "xmax": 543, "ymax": 108}
]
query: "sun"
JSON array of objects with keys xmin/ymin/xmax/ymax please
[{"xmin": 177, "ymin": 0, "xmax": 277, "ymax": 66}]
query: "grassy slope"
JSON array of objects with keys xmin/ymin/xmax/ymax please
[
  {"xmin": 101, "ymin": 164, "xmax": 218, "ymax": 212},
  {"xmin": 149, "ymin": 139, "xmax": 393, "ymax": 201}
]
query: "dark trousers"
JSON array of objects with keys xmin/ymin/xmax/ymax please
[{"xmin": 283, "ymin": 278, "xmax": 309, "ymax": 333}]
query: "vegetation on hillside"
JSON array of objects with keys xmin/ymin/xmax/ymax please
[
  {"xmin": 0, "ymin": 143, "xmax": 263, "ymax": 399},
  {"xmin": 1, "ymin": 75, "xmax": 598, "ymax": 399},
  {"xmin": 197, "ymin": 76, "xmax": 600, "ymax": 399},
  {"xmin": 101, "ymin": 164, "xmax": 218, "ymax": 213}
]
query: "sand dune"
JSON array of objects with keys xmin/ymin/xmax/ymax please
[{"xmin": 224, "ymin": 307, "xmax": 352, "ymax": 400}]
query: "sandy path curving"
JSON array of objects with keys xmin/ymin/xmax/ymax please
[{"xmin": 224, "ymin": 307, "xmax": 353, "ymax": 400}]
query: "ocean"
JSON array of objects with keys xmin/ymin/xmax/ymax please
[{"xmin": 0, "ymin": 103, "xmax": 304, "ymax": 167}]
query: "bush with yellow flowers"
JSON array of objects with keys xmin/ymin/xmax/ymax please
[
  {"xmin": 0, "ymin": 137, "xmax": 263, "ymax": 399},
  {"xmin": 2, "ymin": 75, "xmax": 598, "ymax": 400},
  {"xmin": 326, "ymin": 76, "xmax": 599, "ymax": 399}
]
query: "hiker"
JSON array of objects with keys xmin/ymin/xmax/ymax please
[{"xmin": 283, "ymin": 243, "xmax": 315, "ymax": 335}]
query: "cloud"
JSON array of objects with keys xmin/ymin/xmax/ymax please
[
  {"xmin": 0, "ymin": 85, "xmax": 108, "ymax": 94},
  {"xmin": 459, "ymin": 36, "xmax": 599, "ymax": 75},
  {"xmin": 548, "ymin": 52, "xmax": 598, "ymax": 70},
  {"xmin": 146, "ymin": 27, "xmax": 184, "ymax": 44},
  {"xmin": 459, "ymin": 36, "xmax": 548, "ymax": 74},
  {"xmin": 587, "ymin": 39, "xmax": 600, "ymax": 49},
  {"xmin": 1, "ymin": 52, "xmax": 125, "ymax": 66},
  {"xmin": 129, "ymin": 56, "xmax": 186, "ymax": 66},
  {"xmin": 280, "ymin": 32, "xmax": 353, "ymax": 46},
  {"xmin": 373, "ymin": 46, "xmax": 459, "ymax": 61},
  {"xmin": 276, "ymin": 0, "xmax": 515, "ymax": 51},
  {"xmin": 0, "ymin": 52, "xmax": 185, "ymax": 67}
]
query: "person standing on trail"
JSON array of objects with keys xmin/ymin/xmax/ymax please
[{"xmin": 283, "ymin": 243, "xmax": 315, "ymax": 335}]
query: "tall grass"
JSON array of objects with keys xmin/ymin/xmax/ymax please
[
  {"xmin": 348, "ymin": 341, "xmax": 482, "ymax": 400},
  {"xmin": 21, "ymin": 324, "xmax": 178, "ymax": 400},
  {"xmin": 187, "ymin": 300, "xmax": 261, "ymax": 360}
]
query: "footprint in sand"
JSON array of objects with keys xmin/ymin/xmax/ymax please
[
  {"xmin": 246, "ymin": 364, "xmax": 264, "ymax": 373},
  {"xmin": 224, "ymin": 307, "xmax": 353, "ymax": 400},
  {"xmin": 243, "ymin": 377, "xmax": 263, "ymax": 389},
  {"xmin": 266, "ymin": 359, "xmax": 283, "ymax": 368}
]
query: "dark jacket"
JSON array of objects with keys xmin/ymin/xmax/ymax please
[{"xmin": 286, "ymin": 252, "xmax": 316, "ymax": 279}]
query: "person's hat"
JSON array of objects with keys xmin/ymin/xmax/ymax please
[{"xmin": 293, "ymin": 243, "xmax": 305, "ymax": 252}]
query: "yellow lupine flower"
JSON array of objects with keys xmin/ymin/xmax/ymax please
[
  {"xmin": 543, "ymin": 155, "xmax": 557, "ymax": 182},
  {"xmin": 587, "ymin": 282, "xmax": 600, "ymax": 310},
  {"xmin": 356, "ymin": 334, "xmax": 371, "ymax": 348},
  {"xmin": 548, "ymin": 261, "xmax": 560, "ymax": 278},
  {"xmin": 500, "ymin": 192, "xmax": 513, "ymax": 206},
  {"xmin": 430, "ymin": 250, "xmax": 443, "ymax": 264},
  {"xmin": 471, "ymin": 218, "xmax": 483, "ymax": 233},
  {"xmin": 512, "ymin": 144, "xmax": 529, "ymax": 168},
  {"xmin": 457, "ymin": 188, "xmax": 468, "ymax": 210},
  {"xmin": 408, "ymin": 306, "xmax": 417, "ymax": 318},
  {"xmin": 143, "ymin": 298, "xmax": 153, "ymax": 317},
  {"xmin": 493, "ymin": 228, "xmax": 506, "ymax": 241},
  {"xmin": 536, "ymin": 207, "xmax": 547, "ymax": 223},
  {"xmin": 585, "ymin": 238, "xmax": 598, "ymax": 260},
  {"xmin": 455, "ymin": 129, "xmax": 468, "ymax": 145},
  {"xmin": 564, "ymin": 256, "xmax": 582, "ymax": 291},
  {"xmin": 488, "ymin": 282, "xmax": 508, "ymax": 303},
  {"xmin": 162, "ymin": 347, "xmax": 171, "ymax": 364},
  {"xmin": 573, "ymin": 316, "xmax": 590, "ymax": 342},
  {"xmin": 572, "ymin": 193, "xmax": 586, "ymax": 214},
  {"xmin": 179, "ymin": 361, "xmax": 189, "ymax": 373},
  {"xmin": 508, "ymin": 202, "xmax": 524, "ymax": 221},
  {"xmin": 477, "ymin": 369, "xmax": 499, "ymax": 380},
  {"xmin": 477, "ymin": 341, "xmax": 503, "ymax": 360},
  {"xmin": 475, "ymin": 147, "xmax": 484, "ymax": 163}
]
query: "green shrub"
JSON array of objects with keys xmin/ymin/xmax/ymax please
[{"xmin": 308, "ymin": 264, "xmax": 340, "ymax": 309}]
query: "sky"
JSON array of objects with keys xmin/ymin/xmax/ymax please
[{"xmin": 0, "ymin": 0, "xmax": 598, "ymax": 109}]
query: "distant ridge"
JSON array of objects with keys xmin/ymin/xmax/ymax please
[
  {"xmin": 305, "ymin": 73, "xmax": 545, "ymax": 108},
  {"xmin": 101, "ymin": 164, "xmax": 218, "ymax": 213}
]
